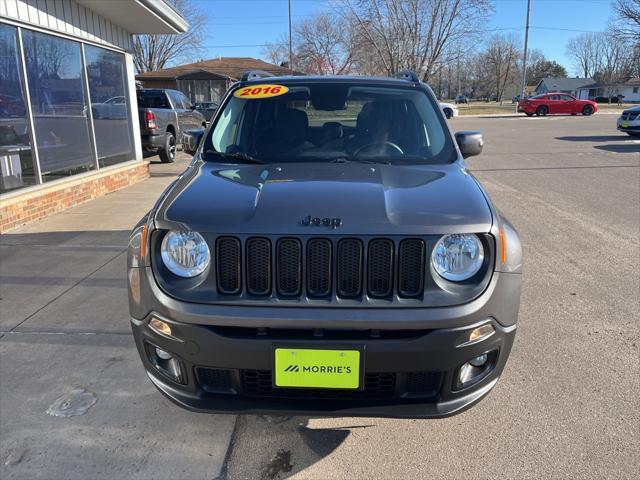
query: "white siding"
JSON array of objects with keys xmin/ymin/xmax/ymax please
[
  {"xmin": 622, "ymin": 86, "xmax": 640, "ymax": 102},
  {"xmin": 0, "ymin": 0, "xmax": 132, "ymax": 51}
]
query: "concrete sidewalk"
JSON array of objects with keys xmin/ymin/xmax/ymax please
[{"xmin": 0, "ymin": 153, "xmax": 236, "ymax": 480}]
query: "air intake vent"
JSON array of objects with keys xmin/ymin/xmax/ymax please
[
  {"xmin": 398, "ymin": 239, "xmax": 425, "ymax": 297},
  {"xmin": 277, "ymin": 238, "xmax": 302, "ymax": 296},
  {"xmin": 307, "ymin": 239, "xmax": 332, "ymax": 297},
  {"xmin": 337, "ymin": 239, "xmax": 363, "ymax": 298},
  {"xmin": 368, "ymin": 239, "xmax": 394, "ymax": 297},
  {"xmin": 216, "ymin": 237, "xmax": 241, "ymax": 294},
  {"xmin": 246, "ymin": 238, "xmax": 271, "ymax": 295}
]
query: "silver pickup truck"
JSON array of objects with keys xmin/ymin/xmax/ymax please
[{"xmin": 137, "ymin": 89, "xmax": 207, "ymax": 163}]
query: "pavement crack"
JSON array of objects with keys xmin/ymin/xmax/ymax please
[{"xmin": 6, "ymin": 249, "xmax": 126, "ymax": 334}]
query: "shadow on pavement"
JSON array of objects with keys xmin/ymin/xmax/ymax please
[
  {"xmin": 594, "ymin": 144, "xmax": 640, "ymax": 153},
  {"xmin": 556, "ymin": 135, "xmax": 630, "ymax": 142}
]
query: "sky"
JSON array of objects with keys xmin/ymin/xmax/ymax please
[{"xmin": 192, "ymin": 0, "xmax": 614, "ymax": 76}]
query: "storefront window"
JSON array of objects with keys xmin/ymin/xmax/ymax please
[
  {"xmin": 0, "ymin": 24, "xmax": 37, "ymax": 193},
  {"xmin": 22, "ymin": 30, "xmax": 95, "ymax": 183},
  {"xmin": 85, "ymin": 45, "xmax": 134, "ymax": 167}
]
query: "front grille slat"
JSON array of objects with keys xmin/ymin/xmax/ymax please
[
  {"xmin": 337, "ymin": 239, "xmax": 363, "ymax": 298},
  {"xmin": 246, "ymin": 238, "xmax": 271, "ymax": 295},
  {"xmin": 368, "ymin": 239, "xmax": 394, "ymax": 297},
  {"xmin": 277, "ymin": 238, "xmax": 302, "ymax": 296},
  {"xmin": 398, "ymin": 239, "xmax": 425, "ymax": 297},
  {"xmin": 307, "ymin": 239, "xmax": 332, "ymax": 297},
  {"xmin": 216, "ymin": 237, "xmax": 242, "ymax": 294}
]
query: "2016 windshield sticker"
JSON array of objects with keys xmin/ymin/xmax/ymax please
[{"xmin": 234, "ymin": 84, "xmax": 289, "ymax": 99}]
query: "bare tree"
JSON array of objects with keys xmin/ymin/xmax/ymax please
[
  {"xmin": 612, "ymin": 0, "xmax": 640, "ymax": 42},
  {"xmin": 294, "ymin": 13, "xmax": 355, "ymax": 74},
  {"xmin": 336, "ymin": 0, "xmax": 491, "ymax": 81},
  {"xmin": 566, "ymin": 33, "xmax": 603, "ymax": 78},
  {"xmin": 262, "ymin": 36, "xmax": 291, "ymax": 68},
  {"xmin": 132, "ymin": 0, "xmax": 206, "ymax": 73},
  {"xmin": 476, "ymin": 34, "xmax": 521, "ymax": 103}
]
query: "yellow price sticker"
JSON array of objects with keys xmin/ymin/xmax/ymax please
[{"xmin": 234, "ymin": 84, "xmax": 289, "ymax": 99}]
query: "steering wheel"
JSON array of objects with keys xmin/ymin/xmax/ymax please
[{"xmin": 353, "ymin": 141, "xmax": 404, "ymax": 157}]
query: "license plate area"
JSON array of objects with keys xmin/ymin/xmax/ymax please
[{"xmin": 273, "ymin": 346, "xmax": 364, "ymax": 390}]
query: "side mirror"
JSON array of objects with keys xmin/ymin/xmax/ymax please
[
  {"xmin": 454, "ymin": 131, "xmax": 484, "ymax": 159},
  {"xmin": 183, "ymin": 128, "xmax": 205, "ymax": 155}
]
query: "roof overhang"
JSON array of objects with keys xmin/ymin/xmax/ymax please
[{"xmin": 76, "ymin": 0, "xmax": 188, "ymax": 34}]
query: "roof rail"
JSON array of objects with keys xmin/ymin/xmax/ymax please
[
  {"xmin": 241, "ymin": 70, "xmax": 275, "ymax": 82},
  {"xmin": 394, "ymin": 70, "xmax": 420, "ymax": 83}
]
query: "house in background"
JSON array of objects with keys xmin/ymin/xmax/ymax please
[
  {"xmin": 136, "ymin": 57, "xmax": 303, "ymax": 104},
  {"xmin": 1, "ymin": 0, "xmax": 187, "ymax": 232},
  {"xmin": 576, "ymin": 78, "xmax": 640, "ymax": 102},
  {"xmin": 534, "ymin": 77, "xmax": 595, "ymax": 98}
]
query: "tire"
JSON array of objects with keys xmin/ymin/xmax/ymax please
[
  {"xmin": 536, "ymin": 105, "xmax": 548, "ymax": 116},
  {"xmin": 444, "ymin": 108, "xmax": 453, "ymax": 119},
  {"xmin": 525, "ymin": 112, "xmax": 534, "ymax": 117},
  {"xmin": 582, "ymin": 105, "xmax": 594, "ymax": 116},
  {"xmin": 159, "ymin": 132, "xmax": 176, "ymax": 163}
]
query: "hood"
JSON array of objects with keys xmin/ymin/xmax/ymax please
[{"xmin": 156, "ymin": 162, "xmax": 493, "ymax": 235}]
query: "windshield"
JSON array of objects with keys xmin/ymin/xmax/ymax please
[{"xmin": 203, "ymin": 82, "xmax": 455, "ymax": 165}]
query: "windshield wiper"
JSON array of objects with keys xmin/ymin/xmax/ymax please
[
  {"xmin": 205, "ymin": 151, "xmax": 267, "ymax": 164},
  {"xmin": 330, "ymin": 157, "xmax": 391, "ymax": 165}
]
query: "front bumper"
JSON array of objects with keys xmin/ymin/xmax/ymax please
[
  {"xmin": 128, "ymin": 263, "xmax": 521, "ymax": 418},
  {"xmin": 617, "ymin": 120, "xmax": 640, "ymax": 133}
]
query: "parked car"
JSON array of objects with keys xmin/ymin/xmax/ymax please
[
  {"xmin": 136, "ymin": 89, "xmax": 207, "ymax": 163},
  {"xmin": 454, "ymin": 95, "xmax": 468, "ymax": 104},
  {"xmin": 91, "ymin": 96, "xmax": 127, "ymax": 119},
  {"xmin": 617, "ymin": 105, "xmax": 640, "ymax": 136},
  {"xmin": 439, "ymin": 101, "xmax": 459, "ymax": 119},
  {"xmin": 127, "ymin": 70, "xmax": 523, "ymax": 418},
  {"xmin": 194, "ymin": 101, "xmax": 218, "ymax": 121},
  {"xmin": 517, "ymin": 93, "xmax": 598, "ymax": 117}
]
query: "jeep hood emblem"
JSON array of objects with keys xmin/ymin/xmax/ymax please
[{"xmin": 301, "ymin": 215, "xmax": 342, "ymax": 229}]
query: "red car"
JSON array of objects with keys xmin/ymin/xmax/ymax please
[{"xmin": 518, "ymin": 93, "xmax": 598, "ymax": 117}]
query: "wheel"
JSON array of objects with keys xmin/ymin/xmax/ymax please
[
  {"xmin": 536, "ymin": 105, "xmax": 548, "ymax": 116},
  {"xmin": 159, "ymin": 132, "xmax": 176, "ymax": 163},
  {"xmin": 525, "ymin": 112, "xmax": 534, "ymax": 117},
  {"xmin": 582, "ymin": 105, "xmax": 594, "ymax": 116},
  {"xmin": 444, "ymin": 108, "xmax": 453, "ymax": 119}
]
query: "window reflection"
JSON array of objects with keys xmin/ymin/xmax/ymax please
[
  {"xmin": 85, "ymin": 45, "xmax": 134, "ymax": 167},
  {"xmin": 22, "ymin": 29, "xmax": 95, "ymax": 182},
  {"xmin": 0, "ymin": 24, "xmax": 37, "ymax": 193}
]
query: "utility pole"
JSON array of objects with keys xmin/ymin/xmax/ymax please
[
  {"xmin": 288, "ymin": 0, "xmax": 293, "ymax": 73},
  {"xmin": 517, "ymin": 0, "xmax": 532, "ymax": 112}
]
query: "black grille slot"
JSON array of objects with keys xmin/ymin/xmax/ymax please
[
  {"xmin": 337, "ymin": 239, "xmax": 363, "ymax": 297},
  {"xmin": 307, "ymin": 239, "xmax": 332, "ymax": 297},
  {"xmin": 368, "ymin": 239, "xmax": 394, "ymax": 297},
  {"xmin": 216, "ymin": 237, "xmax": 241, "ymax": 294},
  {"xmin": 405, "ymin": 371, "xmax": 442, "ymax": 397},
  {"xmin": 241, "ymin": 370, "xmax": 395, "ymax": 399},
  {"xmin": 277, "ymin": 238, "xmax": 302, "ymax": 296},
  {"xmin": 246, "ymin": 238, "xmax": 271, "ymax": 295},
  {"xmin": 398, "ymin": 239, "xmax": 425, "ymax": 297},
  {"xmin": 196, "ymin": 368, "xmax": 233, "ymax": 393}
]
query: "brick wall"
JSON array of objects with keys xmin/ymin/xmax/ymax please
[{"xmin": 0, "ymin": 162, "xmax": 149, "ymax": 233}]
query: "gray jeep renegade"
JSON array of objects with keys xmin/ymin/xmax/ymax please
[{"xmin": 127, "ymin": 71, "xmax": 523, "ymax": 418}]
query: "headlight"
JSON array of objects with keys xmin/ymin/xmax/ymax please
[
  {"xmin": 160, "ymin": 231, "xmax": 210, "ymax": 278},
  {"xmin": 431, "ymin": 234, "xmax": 484, "ymax": 281}
]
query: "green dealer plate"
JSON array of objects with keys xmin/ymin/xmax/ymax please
[{"xmin": 274, "ymin": 348, "xmax": 361, "ymax": 389}]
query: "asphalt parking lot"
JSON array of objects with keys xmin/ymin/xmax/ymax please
[{"xmin": 1, "ymin": 113, "xmax": 639, "ymax": 479}]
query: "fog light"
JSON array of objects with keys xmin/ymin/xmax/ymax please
[
  {"xmin": 469, "ymin": 353, "xmax": 488, "ymax": 367},
  {"xmin": 155, "ymin": 347, "xmax": 172, "ymax": 360},
  {"xmin": 149, "ymin": 317, "xmax": 172, "ymax": 337},
  {"xmin": 468, "ymin": 324, "xmax": 495, "ymax": 343}
]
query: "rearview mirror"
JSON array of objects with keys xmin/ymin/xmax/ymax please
[
  {"xmin": 454, "ymin": 131, "xmax": 484, "ymax": 159},
  {"xmin": 182, "ymin": 128, "xmax": 205, "ymax": 155}
]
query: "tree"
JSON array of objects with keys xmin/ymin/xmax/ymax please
[
  {"xmin": 132, "ymin": 0, "xmax": 206, "ymax": 73},
  {"xmin": 526, "ymin": 51, "xmax": 568, "ymax": 85},
  {"xmin": 336, "ymin": 0, "xmax": 491, "ymax": 81},
  {"xmin": 566, "ymin": 32, "xmax": 603, "ymax": 78},
  {"xmin": 612, "ymin": 0, "xmax": 640, "ymax": 42},
  {"xmin": 474, "ymin": 34, "xmax": 521, "ymax": 103}
]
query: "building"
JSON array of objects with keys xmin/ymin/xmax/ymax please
[
  {"xmin": 136, "ymin": 57, "xmax": 302, "ymax": 104},
  {"xmin": 576, "ymin": 78, "xmax": 640, "ymax": 102},
  {"xmin": 0, "ymin": 0, "xmax": 187, "ymax": 232},
  {"xmin": 534, "ymin": 77, "xmax": 595, "ymax": 98}
]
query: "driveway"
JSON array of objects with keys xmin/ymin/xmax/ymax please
[{"xmin": 1, "ymin": 116, "xmax": 639, "ymax": 479}]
